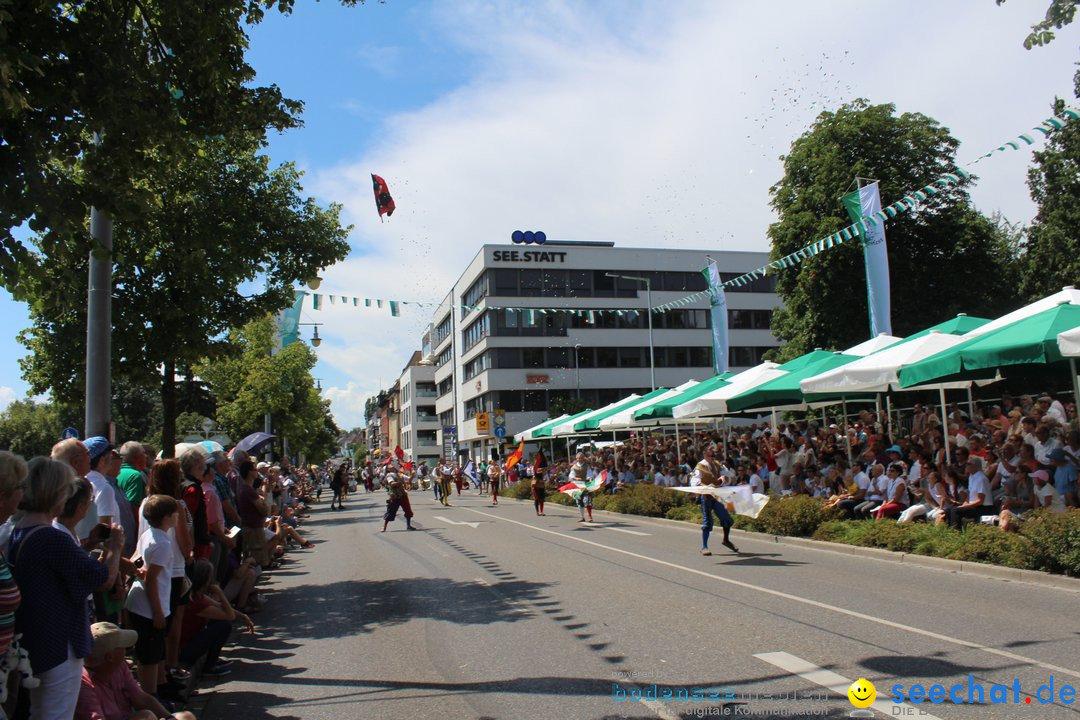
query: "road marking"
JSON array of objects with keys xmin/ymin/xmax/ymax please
[
  {"xmin": 754, "ymin": 651, "xmax": 944, "ymax": 720},
  {"xmin": 461, "ymin": 507, "xmax": 1080, "ymax": 681},
  {"xmin": 433, "ymin": 515, "xmax": 480, "ymax": 529},
  {"xmin": 603, "ymin": 527, "xmax": 651, "ymax": 536}
]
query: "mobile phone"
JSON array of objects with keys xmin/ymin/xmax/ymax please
[{"xmin": 94, "ymin": 523, "xmax": 112, "ymax": 541}]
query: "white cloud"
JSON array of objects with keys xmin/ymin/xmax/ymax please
[
  {"xmin": 306, "ymin": 0, "xmax": 1079, "ymax": 420},
  {"xmin": 0, "ymin": 387, "xmax": 14, "ymax": 413},
  {"xmin": 324, "ymin": 380, "xmax": 380, "ymax": 432}
]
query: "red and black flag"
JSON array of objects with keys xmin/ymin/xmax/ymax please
[{"xmin": 371, "ymin": 173, "xmax": 395, "ymax": 218}]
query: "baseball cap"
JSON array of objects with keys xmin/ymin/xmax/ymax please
[
  {"xmin": 89, "ymin": 622, "xmax": 138, "ymax": 658},
  {"xmin": 1031, "ymin": 469, "xmax": 1050, "ymax": 482},
  {"xmin": 886, "ymin": 445, "xmax": 902, "ymax": 454},
  {"xmin": 1038, "ymin": 395, "xmax": 1053, "ymax": 403},
  {"xmin": 84, "ymin": 436, "xmax": 112, "ymax": 462}
]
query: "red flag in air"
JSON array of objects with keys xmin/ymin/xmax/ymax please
[
  {"xmin": 394, "ymin": 445, "xmax": 405, "ymax": 460},
  {"xmin": 371, "ymin": 173, "xmax": 395, "ymax": 217},
  {"xmin": 533, "ymin": 449, "xmax": 545, "ymax": 473}
]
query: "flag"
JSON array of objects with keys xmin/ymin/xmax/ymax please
[
  {"xmin": 394, "ymin": 445, "xmax": 404, "ymax": 460},
  {"xmin": 842, "ymin": 182, "xmax": 892, "ymax": 337},
  {"xmin": 504, "ymin": 441, "xmax": 524, "ymax": 471},
  {"xmin": 464, "ymin": 461, "xmax": 479, "ymax": 485},
  {"xmin": 702, "ymin": 260, "xmax": 729, "ymax": 373},
  {"xmin": 669, "ymin": 484, "xmax": 770, "ymax": 519},
  {"xmin": 272, "ymin": 290, "xmax": 306, "ymax": 356},
  {"xmin": 532, "ymin": 450, "xmax": 545, "ymax": 473},
  {"xmin": 371, "ymin": 173, "xmax": 396, "ymax": 218},
  {"xmin": 403, "ymin": 461, "xmax": 413, "ymax": 472}
]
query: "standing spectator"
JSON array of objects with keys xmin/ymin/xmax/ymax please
[
  {"xmin": 117, "ymin": 441, "xmax": 149, "ymax": 516},
  {"xmin": 235, "ymin": 461, "xmax": 271, "ymax": 568},
  {"xmin": 83, "ymin": 437, "xmax": 120, "ymax": 532},
  {"xmin": 0, "ymin": 452, "xmax": 25, "ymax": 669},
  {"xmin": 125, "ymin": 494, "xmax": 179, "ymax": 696},
  {"xmin": 178, "ymin": 447, "xmax": 212, "ymax": 560},
  {"xmin": 51, "ymin": 438, "xmax": 99, "ymax": 539},
  {"xmin": 12, "ymin": 457, "xmax": 123, "ymax": 720}
]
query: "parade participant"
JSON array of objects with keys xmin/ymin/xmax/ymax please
[
  {"xmin": 568, "ymin": 453, "xmax": 592, "ymax": 522},
  {"xmin": 530, "ymin": 465, "xmax": 547, "ymax": 516},
  {"xmin": 487, "ymin": 460, "xmax": 502, "ymax": 506},
  {"xmin": 451, "ymin": 463, "xmax": 464, "ymax": 495},
  {"xmin": 361, "ymin": 461, "xmax": 374, "ymax": 493},
  {"xmin": 381, "ymin": 471, "xmax": 416, "ymax": 532},
  {"xmin": 438, "ymin": 459, "xmax": 453, "ymax": 506},
  {"xmin": 328, "ymin": 464, "xmax": 346, "ymax": 511},
  {"xmin": 691, "ymin": 446, "xmax": 738, "ymax": 556}
]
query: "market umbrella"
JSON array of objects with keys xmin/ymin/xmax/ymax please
[
  {"xmin": 598, "ymin": 381, "xmax": 698, "ymax": 430},
  {"xmin": 721, "ymin": 350, "xmax": 861, "ymax": 414},
  {"xmin": 519, "ymin": 414, "xmax": 570, "ymax": 441},
  {"xmin": 1057, "ymin": 326, "xmax": 1080, "ymax": 413},
  {"xmin": 898, "ymin": 303, "xmax": 1080, "ymax": 388},
  {"xmin": 533, "ymin": 409, "xmax": 593, "ymax": 439},
  {"xmin": 673, "ymin": 362, "xmax": 785, "ymax": 419},
  {"xmin": 571, "ymin": 388, "xmax": 669, "ymax": 433},
  {"xmin": 234, "ymin": 431, "xmax": 276, "ymax": 455},
  {"xmin": 632, "ymin": 373, "xmax": 733, "ymax": 422}
]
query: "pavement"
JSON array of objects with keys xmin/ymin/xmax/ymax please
[{"xmin": 198, "ymin": 486, "xmax": 1080, "ymax": 720}]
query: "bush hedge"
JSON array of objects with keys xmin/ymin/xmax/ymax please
[{"xmin": 504, "ymin": 482, "xmax": 1080, "ymax": 577}]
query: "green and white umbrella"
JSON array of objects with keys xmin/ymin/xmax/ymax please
[
  {"xmin": 519, "ymin": 414, "xmax": 571, "ymax": 441},
  {"xmin": 597, "ymin": 381, "xmax": 699, "ymax": 430},
  {"xmin": 631, "ymin": 373, "xmax": 733, "ymax": 422}
]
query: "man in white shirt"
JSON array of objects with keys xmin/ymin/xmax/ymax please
[
  {"xmin": 81, "ymin": 436, "xmax": 120, "ymax": 540},
  {"xmin": 946, "ymin": 457, "xmax": 995, "ymax": 528},
  {"xmin": 690, "ymin": 447, "xmax": 738, "ymax": 556},
  {"xmin": 1039, "ymin": 395, "xmax": 1068, "ymax": 426}
]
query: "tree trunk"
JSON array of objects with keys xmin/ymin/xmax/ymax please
[{"xmin": 161, "ymin": 360, "xmax": 177, "ymax": 458}]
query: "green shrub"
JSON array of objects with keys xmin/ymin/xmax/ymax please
[
  {"xmin": 504, "ymin": 481, "xmax": 533, "ymax": 500},
  {"xmin": 665, "ymin": 504, "xmax": 703, "ymax": 523},
  {"xmin": 947, "ymin": 524, "xmax": 1035, "ymax": 569},
  {"xmin": 812, "ymin": 520, "xmax": 852, "ymax": 543},
  {"xmin": 1019, "ymin": 509, "xmax": 1080, "ymax": 576},
  {"xmin": 750, "ymin": 495, "xmax": 838, "ymax": 537}
]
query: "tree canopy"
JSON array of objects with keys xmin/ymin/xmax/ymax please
[
  {"xmin": 766, "ymin": 101, "xmax": 1019, "ymax": 360},
  {"xmin": 997, "ymin": 0, "xmax": 1078, "ymax": 48}
]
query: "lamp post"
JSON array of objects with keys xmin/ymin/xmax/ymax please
[
  {"xmin": 298, "ymin": 322, "xmax": 323, "ymax": 347},
  {"xmin": 605, "ymin": 273, "xmax": 655, "ymax": 391},
  {"xmin": 574, "ymin": 343, "xmax": 582, "ymax": 399}
]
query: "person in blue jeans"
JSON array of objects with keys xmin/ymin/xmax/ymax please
[{"xmin": 690, "ymin": 447, "xmax": 738, "ymax": 556}]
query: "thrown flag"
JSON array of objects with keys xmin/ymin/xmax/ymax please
[
  {"xmin": 504, "ymin": 441, "xmax": 525, "ymax": 471},
  {"xmin": 669, "ymin": 484, "xmax": 769, "ymax": 519},
  {"xmin": 371, "ymin": 173, "xmax": 396, "ymax": 218}
]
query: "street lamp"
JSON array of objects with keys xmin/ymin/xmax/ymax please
[
  {"xmin": 299, "ymin": 322, "xmax": 323, "ymax": 347},
  {"xmin": 605, "ymin": 272, "xmax": 655, "ymax": 391},
  {"xmin": 574, "ymin": 343, "xmax": 582, "ymax": 399}
]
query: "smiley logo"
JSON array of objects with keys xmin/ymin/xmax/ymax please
[{"xmin": 847, "ymin": 678, "xmax": 876, "ymax": 708}]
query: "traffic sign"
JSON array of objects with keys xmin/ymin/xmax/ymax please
[
  {"xmin": 493, "ymin": 409, "xmax": 505, "ymax": 426},
  {"xmin": 475, "ymin": 412, "xmax": 490, "ymax": 432},
  {"xmin": 61, "ymin": 427, "xmax": 80, "ymax": 440},
  {"xmin": 494, "ymin": 425, "xmax": 507, "ymax": 439}
]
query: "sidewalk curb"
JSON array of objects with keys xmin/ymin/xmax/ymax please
[{"xmin": 508, "ymin": 495, "xmax": 1080, "ymax": 592}]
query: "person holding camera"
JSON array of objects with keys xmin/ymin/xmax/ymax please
[{"xmin": 12, "ymin": 457, "xmax": 124, "ymax": 720}]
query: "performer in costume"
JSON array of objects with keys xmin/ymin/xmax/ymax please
[
  {"xmin": 569, "ymin": 452, "xmax": 593, "ymax": 522},
  {"xmin": 381, "ymin": 469, "xmax": 416, "ymax": 531},
  {"xmin": 692, "ymin": 446, "xmax": 738, "ymax": 555},
  {"xmin": 438, "ymin": 459, "xmax": 453, "ymax": 506},
  {"xmin": 329, "ymin": 463, "xmax": 346, "ymax": 511},
  {"xmin": 487, "ymin": 460, "xmax": 502, "ymax": 506},
  {"xmin": 530, "ymin": 458, "xmax": 547, "ymax": 516},
  {"xmin": 451, "ymin": 463, "xmax": 464, "ymax": 495}
]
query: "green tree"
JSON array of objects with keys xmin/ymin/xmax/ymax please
[
  {"xmin": 0, "ymin": 400, "xmax": 71, "ymax": 458},
  {"xmin": 1018, "ymin": 90, "xmax": 1080, "ymax": 301},
  {"xmin": 18, "ymin": 134, "xmax": 351, "ymax": 454},
  {"xmin": 195, "ymin": 316, "xmax": 339, "ymax": 463},
  {"xmin": 997, "ymin": 0, "xmax": 1078, "ymax": 48},
  {"xmin": 767, "ymin": 101, "xmax": 1019, "ymax": 360},
  {"xmin": 0, "ymin": 0, "xmax": 370, "ymax": 290}
]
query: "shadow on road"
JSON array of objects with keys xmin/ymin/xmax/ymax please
[{"xmin": 254, "ymin": 577, "xmax": 553, "ymax": 639}]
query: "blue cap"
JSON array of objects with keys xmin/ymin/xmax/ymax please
[
  {"xmin": 84, "ymin": 436, "xmax": 111, "ymax": 461},
  {"xmin": 886, "ymin": 445, "xmax": 902, "ymax": 454}
]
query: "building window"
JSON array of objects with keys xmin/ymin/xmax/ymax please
[
  {"xmin": 435, "ymin": 347, "xmax": 452, "ymax": 369},
  {"xmin": 437, "ymin": 377, "xmax": 453, "ymax": 397},
  {"xmin": 462, "ymin": 272, "xmax": 489, "ymax": 309},
  {"xmin": 462, "ymin": 312, "xmax": 491, "ymax": 351},
  {"xmin": 728, "ymin": 309, "xmax": 773, "ymax": 329},
  {"xmin": 730, "ymin": 346, "xmax": 771, "ymax": 367},
  {"xmin": 434, "ymin": 314, "xmax": 452, "ymax": 347}
]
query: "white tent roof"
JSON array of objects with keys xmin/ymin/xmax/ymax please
[
  {"xmin": 673, "ymin": 363, "xmax": 783, "ymax": 419},
  {"xmin": 519, "ymin": 414, "xmax": 570, "ymax": 441},
  {"xmin": 1059, "ymin": 326, "xmax": 1080, "ymax": 357},
  {"xmin": 596, "ymin": 380, "xmax": 699, "ymax": 430},
  {"xmin": 547, "ymin": 396, "xmax": 641, "ymax": 437},
  {"xmin": 800, "ymin": 331, "xmax": 969, "ymax": 394},
  {"xmin": 842, "ymin": 333, "xmax": 903, "ymax": 357}
]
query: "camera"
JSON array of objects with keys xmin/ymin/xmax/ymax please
[{"xmin": 94, "ymin": 523, "xmax": 112, "ymax": 541}]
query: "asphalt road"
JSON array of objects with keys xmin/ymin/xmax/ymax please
[{"xmin": 202, "ymin": 485, "xmax": 1080, "ymax": 720}]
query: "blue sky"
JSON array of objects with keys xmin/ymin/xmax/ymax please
[{"xmin": 1, "ymin": 1, "xmax": 1077, "ymax": 429}]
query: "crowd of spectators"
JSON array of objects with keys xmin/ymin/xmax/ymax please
[
  {"xmin": 528, "ymin": 391, "xmax": 1079, "ymax": 529},
  {"xmin": 0, "ymin": 435, "xmax": 326, "ymax": 720}
]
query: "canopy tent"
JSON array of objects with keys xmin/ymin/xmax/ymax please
[
  {"xmin": 673, "ymin": 362, "xmax": 784, "ymax": 419},
  {"xmin": 548, "ymin": 396, "xmax": 642, "ymax": 437},
  {"xmin": 800, "ymin": 316, "xmax": 991, "ymax": 396},
  {"xmin": 518, "ymin": 414, "xmax": 571, "ymax": 441},
  {"xmin": 898, "ymin": 303, "xmax": 1080, "ymax": 388},
  {"xmin": 597, "ymin": 381, "xmax": 699, "ymax": 430},
  {"xmin": 957, "ymin": 286, "xmax": 1080, "ymax": 340},
  {"xmin": 532, "ymin": 409, "xmax": 593, "ymax": 439},
  {"xmin": 1059, "ymin": 326, "xmax": 1080, "ymax": 357},
  {"xmin": 719, "ymin": 350, "xmax": 862, "ymax": 414},
  {"xmin": 566, "ymin": 388, "xmax": 669, "ymax": 433},
  {"xmin": 843, "ymin": 333, "xmax": 902, "ymax": 356},
  {"xmin": 631, "ymin": 373, "xmax": 733, "ymax": 422}
]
